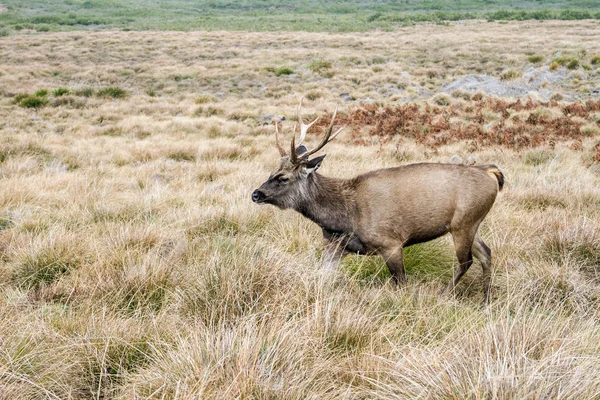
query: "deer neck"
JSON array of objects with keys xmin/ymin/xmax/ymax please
[{"xmin": 296, "ymin": 173, "xmax": 353, "ymax": 234}]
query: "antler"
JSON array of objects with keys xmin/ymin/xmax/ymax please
[
  {"xmin": 274, "ymin": 121, "xmax": 287, "ymax": 157},
  {"xmin": 296, "ymin": 97, "xmax": 319, "ymax": 146},
  {"xmin": 282, "ymin": 99, "xmax": 343, "ymax": 164},
  {"xmin": 300, "ymin": 104, "xmax": 344, "ymax": 160}
]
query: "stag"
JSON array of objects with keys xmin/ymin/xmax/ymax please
[{"xmin": 252, "ymin": 101, "xmax": 504, "ymax": 303}]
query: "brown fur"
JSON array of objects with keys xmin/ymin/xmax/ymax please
[{"xmin": 253, "ymin": 160, "xmax": 503, "ymax": 304}]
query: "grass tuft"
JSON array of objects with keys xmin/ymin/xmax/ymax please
[
  {"xmin": 11, "ymin": 237, "xmax": 86, "ymax": 291},
  {"xmin": 528, "ymin": 54, "xmax": 544, "ymax": 63},
  {"xmin": 97, "ymin": 86, "xmax": 127, "ymax": 99},
  {"xmin": 14, "ymin": 94, "xmax": 49, "ymax": 108},
  {"xmin": 275, "ymin": 67, "xmax": 294, "ymax": 76},
  {"xmin": 52, "ymin": 87, "xmax": 70, "ymax": 97}
]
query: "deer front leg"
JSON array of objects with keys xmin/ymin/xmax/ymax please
[{"xmin": 321, "ymin": 232, "xmax": 348, "ymax": 270}]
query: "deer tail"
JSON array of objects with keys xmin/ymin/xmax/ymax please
[{"xmin": 484, "ymin": 165, "xmax": 504, "ymax": 191}]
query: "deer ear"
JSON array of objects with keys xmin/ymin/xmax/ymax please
[
  {"xmin": 304, "ymin": 154, "xmax": 326, "ymax": 175},
  {"xmin": 295, "ymin": 145, "xmax": 308, "ymax": 156}
]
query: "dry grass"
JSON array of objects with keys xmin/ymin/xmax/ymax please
[{"xmin": 1, "ymin": 22, "xmax": 600, "ymax": 398}]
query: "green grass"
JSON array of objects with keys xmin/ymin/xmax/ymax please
[
  {"xmin": 275, "ymin": 67, "xmax": 294, "ymax": 76},
  {"xmin": 52, "ymin": 87, "xmax": 71, "ymax": 97},
  {"xmin": 0, "ymin": 0, "xmax": 599, "ymax": 32},
  {"xmin": 343, "ymin": 240, "xmax": 454, "ymax": 285},
  {"xmin": 34, "ymin": 89, "xmax": 49, "ymax": 97},
  {"xmin": 552, "ymin": 56, "xmax": 581, "ymax": 69},
  {"xmin": 528, "ymin": 55, "xmax": 544, "ymax": 63},
  {"xmin": 12, "ymin": 242, "xmax": 85, "ymax": 291},
  {"xmin": 97, "ymin": 86, "xmax": 127, "ymax": 99},
  {"xmin": 14, "ymin": 94, "xmax": 49, "ymax": 108}
]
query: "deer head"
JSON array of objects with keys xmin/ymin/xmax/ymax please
[{"xmin": 252, "ymin": 100, "xmax": 344, "ymax": 209}]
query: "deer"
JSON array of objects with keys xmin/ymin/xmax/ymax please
[{"xmin": 252, "ymin": 101, "xmax": 504, "ymax": 304}]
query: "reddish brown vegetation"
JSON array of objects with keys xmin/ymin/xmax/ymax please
[
  {"xmin": 317, "ymin": 98, "xmax": 600, "ymax": 150},
  {"xmin": 594, "ymin": 142, "xmax": 600, "ymax": 163}
]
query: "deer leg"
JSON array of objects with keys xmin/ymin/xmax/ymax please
[
  {"xmin": 472, "ymin": 232, "xmax": 492, "ymax": 305},
  {"xmin": 443, "ymin": 229, "xmax": 476, "ymax": 296},
  {"xmin": 381, "ymin": 246, "xmax": 406, "ymax": 285},
  {"xmin": 321, "ymin": 238, "xmax": 347, "ymax": 270}
]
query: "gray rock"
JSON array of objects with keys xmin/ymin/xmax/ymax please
[
  {"xmin": 449, "ymin": 154, "xmax": 463, "ymax": 164},
  {"xmin": 340, "ymin": 92, "xmax": 355, "ymax": 102},
  {"xmin": 358, "ymin": 97, "xmax": 375, "ymax": 105},
  {"xmin": 440, "ymin": 67, "xmax": 575, "ymax": 101},
  {"xmin": 442, "ymin": 74, "xmax": 516, "ymax": 97},
  {"xmin": 522, "ymin": 66, "xmax": 567, "ymax": 88},
  {"xmin": 262, "ymin": 114, "xmax": 285, "ymax": 125},
  {"xmin": 151, "ymin": 173, "xmax": 171, "ymax": 184}
]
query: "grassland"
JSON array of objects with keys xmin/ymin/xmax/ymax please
[
  {"xmin": 1, "ymin": 21, "xmax": 600, "ymax": 398},
  {"xmin": 0, "ymin": 0, "xmax": 600, "ymax": 33}
]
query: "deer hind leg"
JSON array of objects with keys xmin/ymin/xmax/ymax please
[
  {"xmin": 381, "ymin": 246, "xmax": 406, "ymax": 285},
  {"xmin": 472, "ymin": 232, "xmax": 492, "ymax": 304},
  {"xmin": 443, "ymin": 228, "xmax": 477, "ymax": 296}
]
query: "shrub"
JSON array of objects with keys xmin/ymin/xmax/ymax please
[
  {"xmin": 34, "ymin": 89, "xmax": 48, "ymax": 97},
  {"xmin": 52, "ymin": 87, "xmax": 70, "ymax": 97},
  {"xmin": 97, "ymin": 87, "xmax": 127, "ymax": 99},
  {"xmin": 591, "ymin": 56, "xmax": 600, "ymax": 65}
]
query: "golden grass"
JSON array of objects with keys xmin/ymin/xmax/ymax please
[{"xmin": 0, "ymin": 21, "xmax": 600, "ymax": 398}]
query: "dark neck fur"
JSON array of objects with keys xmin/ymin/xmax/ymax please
[{"xmin": 295, "ymin": 173, "xmax": 353, "ymax": 234}]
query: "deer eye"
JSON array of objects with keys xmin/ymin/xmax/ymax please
[{"xmin": 278, "ymin": 177, "xmax": 289, "ymax": 183}]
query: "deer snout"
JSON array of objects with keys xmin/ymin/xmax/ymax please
[{"xmin": 252, "ymin": 189, "xmax": 266, "ymax": 203}]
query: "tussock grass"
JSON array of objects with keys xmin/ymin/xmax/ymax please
[
  {"xmin": 97, "ymin": 87, "xmax": 127, "ymax": 99},
  {"xmin": 52, "ymin": 87, "xmax": 70, "ymax": 97},
  {"xmin": 0, "ymin": 23, "xmax": 600, "ymax": 398},
  {"xmin": 14, "ymin": 94, "xmax": 49, "ymax": 108}
]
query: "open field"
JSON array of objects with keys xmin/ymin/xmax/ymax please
[
  {"xmin": 1, "ymin": 21, "xmax": 600, "ymax": 398},
  {"xmin": 0, "ymin": 0, "xmax": 600, "ymax": 33}
]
